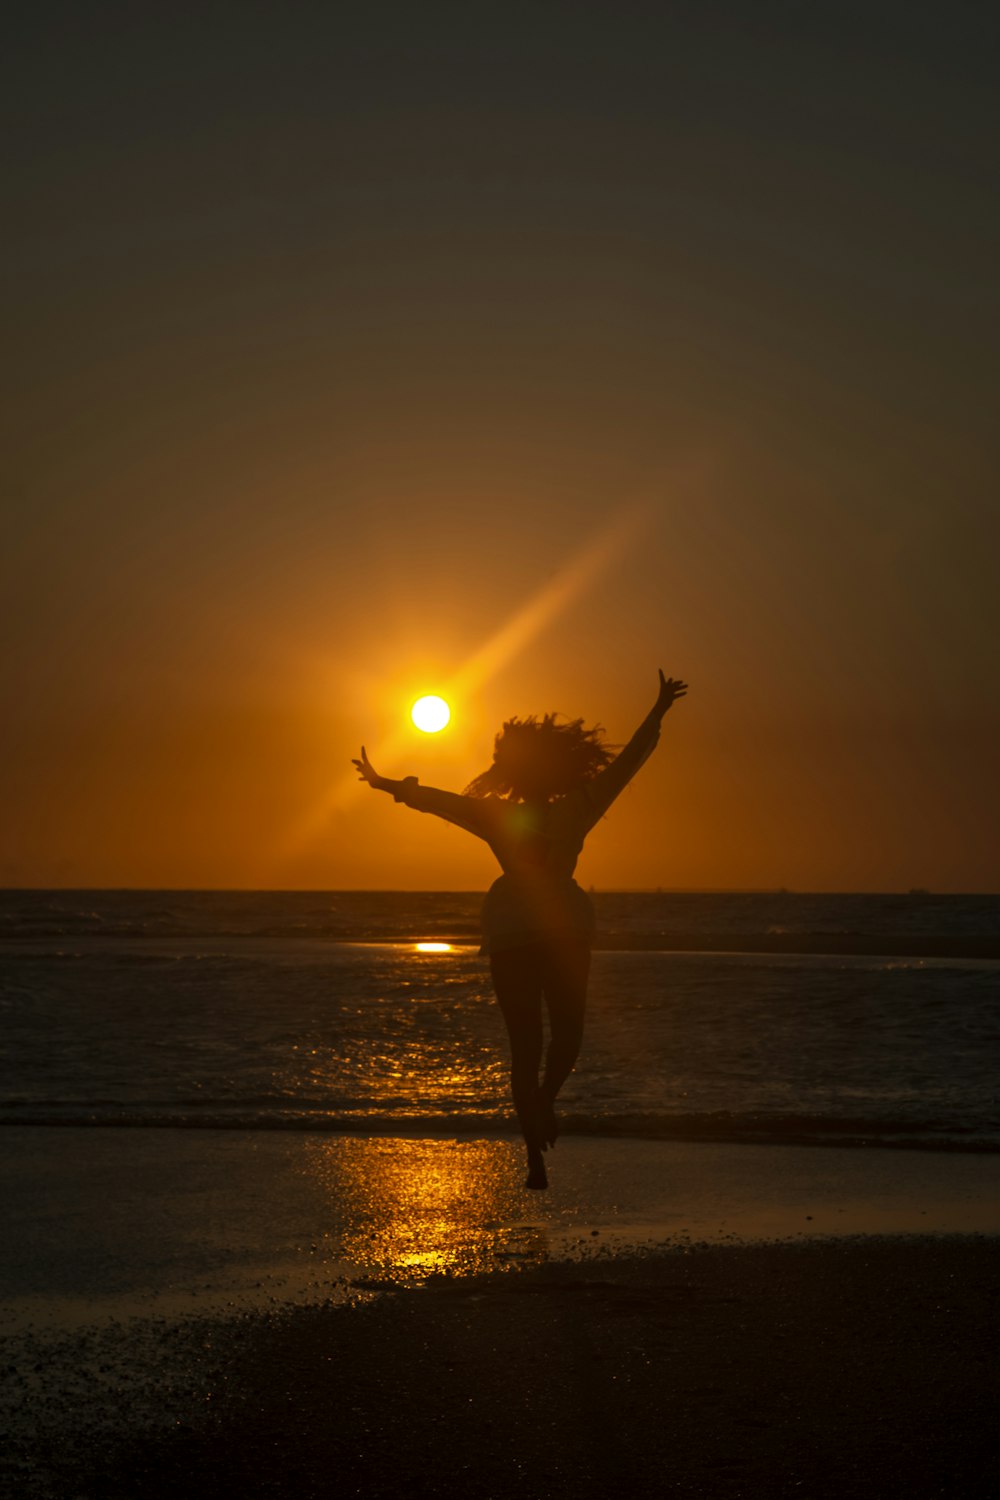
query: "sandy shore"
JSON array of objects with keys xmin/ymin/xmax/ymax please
[
  {"xmin": 3, "ymin": 1132, "xmax": 999, "ymax": 1497},
  {"xmin": 4, "ymin": 1237, "xmax": 998, "ymax": 1499}
]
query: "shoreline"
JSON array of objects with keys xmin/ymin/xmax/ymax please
[{"xmin": 5, "ymin": 1115, "xmax": 998, "ymax": 1153}]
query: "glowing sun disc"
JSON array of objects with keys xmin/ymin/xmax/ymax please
[{"xmin": 411, "ymin": 695, "xmax": 451, "ymax": 733}]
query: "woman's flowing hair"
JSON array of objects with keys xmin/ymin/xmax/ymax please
[{"xmin": 464, "ymin": 713, "xmax": 616, "ymax": 801}]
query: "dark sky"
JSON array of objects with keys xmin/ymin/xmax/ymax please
[{"xmin": 3, "ymin": 2, "xmax": 998, "ymax": 889}]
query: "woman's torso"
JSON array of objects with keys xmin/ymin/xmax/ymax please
[{"xmin": 480, "ymin": 796, "xmax": 595, "ymax": 951}]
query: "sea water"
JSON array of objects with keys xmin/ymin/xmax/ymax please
[{"xmin": 1, "ymin": 890, "xmax": 998, "ymax": 1149}]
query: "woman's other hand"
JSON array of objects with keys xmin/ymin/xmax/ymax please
[
  {"xmin": 352, "ymin": 746, "xmax": 386, "ymax": 790},
  {"xmin": 655, "ymin": 670, "xmax": 688, "ymax": 717}
]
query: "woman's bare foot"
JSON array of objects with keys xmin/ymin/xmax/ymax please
[{"xmin": 525, "ymin": 1145, "xmax": 548, "ymax": 1190}]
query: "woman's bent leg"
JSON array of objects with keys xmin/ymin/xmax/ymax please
[{"xmin": 490, "ymin": 946, "xmax": 548, "ymax": 1188}]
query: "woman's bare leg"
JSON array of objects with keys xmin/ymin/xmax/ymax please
[
  {"xmin": 490, "ymin": 947, "xmax": 548, "ymax": 1188},
  {"xmin": 538, "ymin": 939, "xmax": 590, "ymax": 1146}
]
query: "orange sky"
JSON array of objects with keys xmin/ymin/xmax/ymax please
[{"xmin": 3, "ymin": 4, "xmax": 998, "ymax": 892}]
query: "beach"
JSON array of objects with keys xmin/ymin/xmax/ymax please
[
  {"xmin": 3, "ymin": 891, "xmax": 998, "ymax": 1494},
  {"xmin": 3, "ymin": 1130, "xmax": 999, "ymax": 1497}
]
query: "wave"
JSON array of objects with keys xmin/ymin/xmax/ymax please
[
  {"xmin": 2, "ymin": 1104, "xmax": 997, "ymax": 1151},
  {"xmin": 5, "ymin": 933, "xmax": 1000, "ymax": 961}
]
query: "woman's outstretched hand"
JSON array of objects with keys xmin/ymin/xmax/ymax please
[
  {"xmin": 655, "ymin": 670, "xmax": 688, "ymax": 717},
  {"xmin": 352, "ymin": 746, "xmax": 387, "ymax": 790}
]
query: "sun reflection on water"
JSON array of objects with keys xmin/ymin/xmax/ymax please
[
  {"xmin": 414, "ymin": 942, "xmax": 453, "ymax": 953},
  {"xmin": 303, "ymin": 1137, "xmax": 550, "ymax": 1280}
]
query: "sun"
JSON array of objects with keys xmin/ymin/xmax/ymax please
[{"xmin": 411, "ymin": 695, "xmax": 451, "ymax": 733}]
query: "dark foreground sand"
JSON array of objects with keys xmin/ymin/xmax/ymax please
[{"xmin": 6, "ymin": 1236, "xmax": 998, "ymax": 1500}]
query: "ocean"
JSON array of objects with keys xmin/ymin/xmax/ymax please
[{"xmin": 1, "ymin": 889, "xmax": 998, "ymax": 1151}]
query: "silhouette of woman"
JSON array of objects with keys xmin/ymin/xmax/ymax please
[{"xmin": 353, "ymin": 670, "xmax": 687, "ymax": 1189}]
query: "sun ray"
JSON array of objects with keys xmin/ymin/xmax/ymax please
[{"xmin": 447, "ymin": 501, "xmax": 650, "ymax": 699}]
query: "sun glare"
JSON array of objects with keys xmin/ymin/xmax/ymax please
[{"xmin": 411, "ymin": 695, "xmax": 450, "ymax": 733}]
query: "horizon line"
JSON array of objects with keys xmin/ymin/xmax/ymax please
[{"xmin": 1, "ymin": 885, "xmax": 996, "ymax": 898}]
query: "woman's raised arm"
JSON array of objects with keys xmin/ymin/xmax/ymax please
[{"xmin": 580, "ymin": 670, "xmax": 687, "ymax": 826}]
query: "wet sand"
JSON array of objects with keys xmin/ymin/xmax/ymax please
[
  {"xmin": 3, "ymin": 1132, "xmax": 999, "ymax": 1497},
  {"xmin": 5, "ymin": 1128, "xmax": 1000, "ymax": 1329}
]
